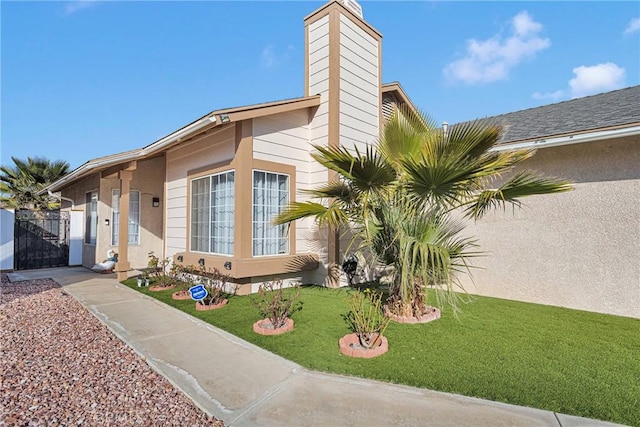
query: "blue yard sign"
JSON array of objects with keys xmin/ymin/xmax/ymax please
[{"xmin": 189, "ymin": 284, "xmax": 208, "ymax": 303}]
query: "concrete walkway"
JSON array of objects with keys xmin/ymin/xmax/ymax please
[{"xmin": 8, "ymin": 267, "xmax": 624, "ymax": 427}]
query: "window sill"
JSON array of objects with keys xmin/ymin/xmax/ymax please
[{"xmin": 173, "ymin": 252, "xmax": 319, "ymax": 280}]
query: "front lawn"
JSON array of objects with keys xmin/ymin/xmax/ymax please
[{"xmin": 122, "ymin": 280, "xmax": 639, "ymax": 426}]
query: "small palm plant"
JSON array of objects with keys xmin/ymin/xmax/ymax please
[{"xmin": 275, "ymin": 105, "xmax": 572, "ymax": 317}]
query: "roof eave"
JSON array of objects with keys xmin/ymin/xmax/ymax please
[
  {"xmin": 491, "ymin": 123, "xmax": 640, "ymax": 152},
  {"xmin": 41, "ymin": 95, "xmax": 322, "ymax": 194},
  {"xmin": 382, "ymin": 82, "xmax": 419, "ymax": 114}
]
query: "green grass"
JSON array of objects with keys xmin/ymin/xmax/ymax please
[{"xmin": 123, "ymin": 280, "xmax": 640, "ymax": 426}]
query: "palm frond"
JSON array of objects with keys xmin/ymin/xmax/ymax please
[
  {"xmin": 311, "ymin": 144, "xmax": 396, "ymax": 195},
  {"xmin": 464, "ymin": 172, "xmax": 573, "ymax": 219},
  {"xmin": 273, "ymin": 201, "xmax": 350, "ymax": 230}
]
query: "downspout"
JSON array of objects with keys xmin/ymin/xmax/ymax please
[{"xmin": 48, "ymin": 190, "xmax": 75, "ymax": 209}]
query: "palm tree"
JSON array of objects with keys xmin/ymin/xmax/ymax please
[
  {"xmin": 275, "ymin": 106, "xmax": 572, "ymax": 317},
  {"xmin": 0, "ymin": 157, "xmax": 70, "ymax": 210}
]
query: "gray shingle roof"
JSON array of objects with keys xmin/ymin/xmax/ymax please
[{"xmin": 473, "ymin": 85, "xmax": 640, "ymax": 144}]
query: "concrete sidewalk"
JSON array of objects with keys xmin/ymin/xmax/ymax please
[{"xmin": 8, "ymin": 267, "xmax": 624, "ymax": 427}]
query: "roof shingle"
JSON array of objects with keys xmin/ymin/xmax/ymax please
[{"xmin": 473, "ymin": 85, "xmax": 640, "ymax": 144}]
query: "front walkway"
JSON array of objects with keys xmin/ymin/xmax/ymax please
[{"xmin": 7, "ymin": 267, "xmax": 624, "ymax": 427}]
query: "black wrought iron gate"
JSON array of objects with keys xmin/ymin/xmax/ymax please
[{"xmin": 14, "ymin": 210, "xmax": 70, "ymax": 270}]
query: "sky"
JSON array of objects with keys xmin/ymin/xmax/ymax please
[{"xmin": 2, "ymin": 1, "xmax": 639, "ymax": 170}]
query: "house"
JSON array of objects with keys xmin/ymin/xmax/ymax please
[
  {"xmin": 42, "ymin": 0, "xmax": 417, "ymax": 294},
  {"xmin": 42, "ymin": 0, "xmax": 639, "ymax": 318},
  {"xmin": 461, "ymin": 85, "xmax": 640, "ymax": 319}
]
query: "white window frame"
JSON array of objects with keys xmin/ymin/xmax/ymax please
[
  {"xmin": 85, "ymin": 191, "xmax": 98, "ymax": 245},
  {"xmin": 252, "ymin": 169, "xmax": 290, "ymax": 257},
  {"xmin": 190, "ymin": 170, "xmax": 235, "ymax": 256},
  {"xmin": 111, "ymin": 189, "xmax": 140, "ymax": 246}
]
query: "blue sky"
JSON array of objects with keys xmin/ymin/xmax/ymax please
[{"xmin": 2, "ymin": 1, "xmax": 639, "ymax": 170}]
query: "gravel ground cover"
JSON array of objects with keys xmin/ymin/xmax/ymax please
[{"xmin": 0, "ymin": 274, "xmax": 224, "ymax": 426}]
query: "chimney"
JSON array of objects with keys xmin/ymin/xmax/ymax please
[
  {"xmin": 304, "ymin": 0, "xmax": 382, "ymax": 155},
  {"xmin": 303, "ymin": 0, "xmax": 382, "ymax": 265}
]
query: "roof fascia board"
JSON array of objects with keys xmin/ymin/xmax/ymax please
[
  {"xmin": 43, "ymin": 95, "xmax": 321, "ymax": 194},
  {"xmin": 43, "ymin": 150, "xmax": 144, "ymax": 193},
  {"xmin": 382, "ymin": 82, "xmax": 419, "ymax": 114},
  {"xmin": 226, "ymin": 96, "xmax": 321, "ymax": 122},
  {"xmin": 491, "ymin": 124, "xmax": 640, "ymax": 152}
]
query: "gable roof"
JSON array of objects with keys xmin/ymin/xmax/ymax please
[
  {"xmin": 482, "ymin": 85, "xmax": 640, "ymax": 145},
  {"xmin": 42, "ymin": 95, "xmax": 321, "ymax": 193},
  {"xmin": 382, "ymin": 82, "xmax": 419, "ymax": 114}
]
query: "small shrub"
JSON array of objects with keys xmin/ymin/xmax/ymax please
[
  {"xmin": 252, "ymin": 280, "xmax": 302, "ymax": 328},
  {"xmin": 170, "ymin": 264, "xmax": 193, "ymax": 294},
  {"xmin": 197, "ymin": 266, "xmax": 234, "ymax": 306},
  {"xmin": 147, "ymin": 251, "xmax": 172, "ymax": 287},
  {"xmin": 345, "ymin": 289, "xmax": 390, "ymax": 349}
]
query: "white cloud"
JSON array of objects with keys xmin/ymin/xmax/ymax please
[
  {"xmin": 260, "ymin": 44, "xmax": 295, "ymax": 69},
  {"xmin": 624, "ymin": 17, "xmax": 640, "ymax": 35},
  {"xmin": 444, "ymin": 11, "xmax": 550, "ymax": 85},
  {"xmin": 64, "ymin": 1, "xmax": 99, "ymax": 15},
  {"xmin": 569, "ymin": 63, "xmax": 626, "ymax": 98},
  {"xmin": 532, "ymin": 90, "xmax": 565, "ymax": 101}
]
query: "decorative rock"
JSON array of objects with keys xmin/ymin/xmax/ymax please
[
  {"xmin": 253, "ymin": 318, "xmax": 294, "ymax": 335},
  {"xmin": 0, "ymin": 274, "xmax": 223, "ymax": 426},
  {"xmin": 386, "ymin": 306, "xmax": 441, "ymax": 324},
  {"xmin": 148, "ymin": 284, "xmax": 175, "ymax": 292},
  {"xmin": 171, "ymin": 291, "xmax": 192, "ymax": 301},
  {"xmin": 339, "ymin": 333, "xmax": 388, "ymax": 358},
  {"xmin": 195, "ymin": 299, "xmax": 228, "ymax": 311}
]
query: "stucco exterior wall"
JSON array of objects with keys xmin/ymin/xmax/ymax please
[
  {"xmin": 99, "ymin": 156, "xmax": 165, "ymax": 269},
  {"xmin": 164, "ymin": 125, "xmax": 236, "ymax": 259},
  {"xmin": 61, "ymin": 158, "xmax": 165, "ymax": 270},
  {"xmin": 460, "ymin": 136, "xmax": 640, "ymax": 318}
]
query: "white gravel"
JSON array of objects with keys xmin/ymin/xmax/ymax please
[{"xmin": 0, "ymin": 274, "xmax": 224, "ymax": 426}]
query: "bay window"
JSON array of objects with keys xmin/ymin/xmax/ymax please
[
  {"xmin": 190, "ymin": 171, "xmax": 235, "ymax": 255},
  {"xmin": 253, "ymin": 170, "xmax": 289, "ymax": 256}
]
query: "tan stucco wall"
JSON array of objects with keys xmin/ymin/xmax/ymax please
[
  {"xmin": 61, "ymin": 157, "xmax": 165, "ymax": 270},
  {"xmin": 460, "ymin": 135, "xmax": 640, "ymax": 318},
  {"xmin": 99, "ymin": 157, "xmax": 165, "ymax": 270}
]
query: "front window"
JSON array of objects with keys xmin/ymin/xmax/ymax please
[
  {"xmin": 85, "ymin": 191, "xmax": 98, "ymax": 245},
  {"xmin": 112, "ymin": 189, "xmax": 140, "ymax": 245},
  {"xmin": 190, "ymin": 171, "xmax": 235, "ymax": 255},
  {"xmin": 253, "ymin": 171, "xmax": 289, "ymax": 256}
]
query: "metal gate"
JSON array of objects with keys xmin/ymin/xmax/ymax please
[{"xmin": 14, "ymin": 210, "xmax": 70, "ymax": 270}]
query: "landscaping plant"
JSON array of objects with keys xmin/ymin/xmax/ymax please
[
  {"xmin": 275, "ymin": 106, "xmax": 572, "ymax": 316},
  {"xmin": 251, "ymin": 280, "xmax": 302, "ymax": 328},
  {"xmin": 345, "ymin": 289, "xmax": 390, "ymax": 348},
  {"xmin": 197, "ymin": 266, "xmax": 233, "ymax": 306},
  {"xmin": 147, "ymin": 252, "xmax": 172, "ymax": 287},
  {"xmin": 170, "ymin": 264, "xmax": 195, "ymax": 295}
]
